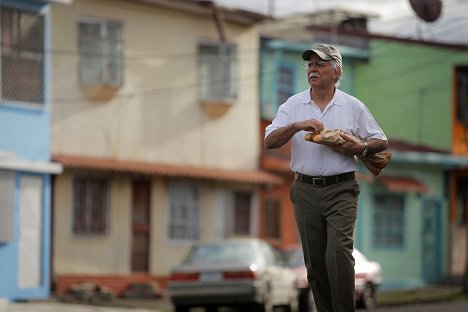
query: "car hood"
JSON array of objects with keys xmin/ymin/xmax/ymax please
[{"xmin": 172, "ymin": 260, "xmax": 260, "ymax": 273}]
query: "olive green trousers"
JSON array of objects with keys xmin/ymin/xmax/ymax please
[{"xmin": 290, "ymin": 176, "xmax": 359, "ymax": 312}]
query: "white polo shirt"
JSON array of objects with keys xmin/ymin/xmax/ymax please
[{"xmin": 265, "ymin": 88, "xmax": 387, "ymax": 176}]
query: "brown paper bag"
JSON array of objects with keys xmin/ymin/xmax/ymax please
[{"xmin": 304, "ymin": 129, "xmax": 392, "ymax": 177}]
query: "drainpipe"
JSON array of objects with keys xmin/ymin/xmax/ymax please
[
  {"xmin": 211, "ymin": 3, "xmax": 226, "ymax": 42},
  {"xmin": 198, "ymin": 0, "xmax": 226, "ymax": 42}
]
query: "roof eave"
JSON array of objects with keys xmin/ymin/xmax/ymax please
[{"xmin": 128, "ymin": 0, "xmax": 270, "ymax": 25}]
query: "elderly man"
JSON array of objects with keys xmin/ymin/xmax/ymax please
[{"xmin": 264, "ymin": 44, "xmax": 388, "ymax": 312}]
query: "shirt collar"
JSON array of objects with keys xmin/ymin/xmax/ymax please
[{"xmin": 300, "ymin": 87, "xmax": 343, "ymax": 106}]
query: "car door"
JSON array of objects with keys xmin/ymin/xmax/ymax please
[{"xmin": 260, "ymin": 242, "xmax": 293, "ymax": 305}]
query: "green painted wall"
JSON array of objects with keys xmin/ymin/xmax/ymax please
[{"xmin": 355, "ymin": 40, "xmax": 468, "ymax": 151}]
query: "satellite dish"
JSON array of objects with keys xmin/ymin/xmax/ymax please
[{"xmin": 409, "ymin": 0, "xmax": 442, "ymax": 22}]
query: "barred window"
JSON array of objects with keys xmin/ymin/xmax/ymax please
[
  {"xmin": 373, "ymin": 194, "xmax": 405, "ymax": 248},
  {"xmin": 72, "ymin": 177, "xmax": 110, "ymax": 236},
  {"xmin": 234, "ymin": 192, "xmax": 252, "ymax": 235},
  {"xmin": 263, "ymin": 199, "xmax": 280, "ymax": 239},
  {"xmin": 199, "ymin": 41, "xmax": 237, "ymax": 101},
  {"xmin": 1, "ymin": 6, "xmax": 44, "ymax": 104},
  {"xmin": 455, "ymin": 66, "xmax": 468, "ymax": 125},
  {"xmin": 79, "ymin": 18, "xmax": 123, "ymax": 86},
  {"xmin": 168, "ymin": 181, "xmax": 200, "ymax": 241},
  {"xmin": 277, "ymin": 65, "xmax": 294, "ymax": 108}
]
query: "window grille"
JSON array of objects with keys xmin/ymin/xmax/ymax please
[
  {"xmin": 277, "ymin": 65, "xmax": 294, "ymax": 108},
  {"xmin": 199, "ymin": 42, "xmax": 237, "ymax": 101},
  {"xmin": 0, "ymin": 170, "xmax": 14, "ymax": 242},
  {"xmin": 72, "ymin": 176, "xmax": 110, "ymax": 236},
  {"xmin": 168, "ymin": 181, "xmax": 200, "ymax": 241},
  {"xmin": 233, "ymin": 192, "xmax": 251, "ymax": 235},
  {"xmin": 455, "ymin": 66, "xmax": 468, "ymax": 125},
  {"xmin": 1, "ymin": 6, "xmax": 44, "ymax": 104},
  {"xmin": 373, "ymin": 194, "xmax": 405, "ymax": 248},
  {"xmin": 263, "ymin": 199, "xmax": 280, "ymax": 239},
  {"xmin": 79, "ymin": 19, "xmax": 123, "ymax": 86}
]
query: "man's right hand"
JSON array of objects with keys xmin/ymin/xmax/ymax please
[
  {"xmin": 297, "ymin": 119, "xmax": 324, "ymax": 134},
  {"xmin": 264, "ymin": 119, "xmax": 324, "ymax": 149}
]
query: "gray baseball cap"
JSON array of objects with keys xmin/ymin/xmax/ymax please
[{"xmin": 302, "ymin": 44, "xmax": 342, "ymax": 69}]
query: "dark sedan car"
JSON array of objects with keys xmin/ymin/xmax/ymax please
[{"xmin": 167, "ymin": 238, "xmax": 299, "ymax": 312}]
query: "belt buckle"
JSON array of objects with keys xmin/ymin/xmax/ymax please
[{"xmin": 312, "ymin": 177, "xmax": 326, "ymax": 187}]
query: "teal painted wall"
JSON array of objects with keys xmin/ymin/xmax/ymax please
[
  {"xmin": 260, "ymin": 48, "xmax": 309, "ymax": 120},
  {"xmin": 260, "ymin": 41, "xmax": 358, "ymax": 120},
  {"xmin": 355, "ymin": 40, "xmax": 468, "ymax": 151},
  {"xmin": 355, "ymin": 163, "xmax": 448, "ymax": 290}
]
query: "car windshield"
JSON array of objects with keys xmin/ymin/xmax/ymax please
[{"xmin": 184, "ymin": 242, "xmax": 257, "ymax": 264}]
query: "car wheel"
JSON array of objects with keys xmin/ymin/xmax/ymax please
[
  {"xmin": 357, "ymin": 283, "xmax": 377, "ymax": 310},
  {"xmin": 174, "ymin": 305, "xmax": 190, "ymax": 312}
]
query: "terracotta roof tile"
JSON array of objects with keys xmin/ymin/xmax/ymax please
[
  {"xmin": 52, "ymin": 154, "xmax": 282, "ymax": 185},
  {"xmin": 388, "ymin": 140, "xmax": 449, "ymax": 153},
  {"xmin": 378, "ymin": 176, "xmax": 429, "ymax": 193}
]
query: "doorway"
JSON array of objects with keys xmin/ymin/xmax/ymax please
[
  {"xmin": 131, "ymin": 180, "xmax": 151, "ymax": 273},
  {"xmin": 421, "ymin": 198, "xmax": 442, "ymax": 283}
]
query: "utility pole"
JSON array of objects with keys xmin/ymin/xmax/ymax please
[{"xmin": 268, "ymin": 0, "xmax": 275, "ymax": 17}]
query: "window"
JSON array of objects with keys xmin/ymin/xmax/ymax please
[
  {"xmin": 72, "ymin": 177, "xmax": 110, "ymax": 236},
  {"xmin": 199, "ymin": 41, "xmax": 237, "ymax": 101},
  {"xmin": 455, "ymin": 66, "xmax": 468, "ymax": 125},
  {"xmin": 168, "ymin": 182, "xmax": 200, "ymax": 241},
  {"xmin": 456, "ymin": 177, "xmax": 468, "ymax": 226},
  {"xmin": 263, "ymin": 199, "xmax": 280, "ymax": 239},
  {"xmin": 79, "ymin": 19, "xmax": 123, "ymax": 86},
  {"xmin": 233, "ymin": 192, "xmax": 251, "ymax": 235},
  {"xmin": 277, "ymin": 65, "xmax": 294, "ymax": 108},
  {"xmin": 1, "ymin": 6, "xmax": 44, "ymax": 104},
  {"xmin": 0, "ymin": 170, "xmax": 14, "ymax": 242},
  {"xmin": 373, "ymin": 194, "xmax": 405, "ymax": 248}
]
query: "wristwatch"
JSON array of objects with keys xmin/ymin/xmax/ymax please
[{"xmin": 360, "ymin": 142, "xmax": 368, "ymax": 156}]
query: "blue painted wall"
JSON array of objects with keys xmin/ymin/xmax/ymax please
[
  {"xmin": 0, "ymin": 0, "xmax": 51, "ymax": 162},
  {"xmin": 0, "ymin": 0, "xmax": 52, "ymax": 301}
]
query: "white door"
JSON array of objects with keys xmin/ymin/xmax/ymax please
[{"xmin": 18, "ymin": 175, "xmax": 43, "ymax": 288}]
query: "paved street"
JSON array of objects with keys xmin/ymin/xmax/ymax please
[
  {"xmin": 375, "ymin": 300, "xmax": 468, "ymax": 312},
  {"xmin": 2, "ymin": 299, "xmax": 468, "ymax": 312}
]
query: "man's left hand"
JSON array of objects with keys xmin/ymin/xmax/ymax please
[{"xmin": 329, "ymin": 132, "xmax": 364, "ymax": 156}]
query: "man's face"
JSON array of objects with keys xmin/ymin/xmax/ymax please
[{"xmin": 306, "ymin": 54, "xmax": 339, "ymax": 88}]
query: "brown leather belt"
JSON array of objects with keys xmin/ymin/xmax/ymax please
[{"xmin": 295, "ymin": 172, "xmax": 355, "ymax": 187}]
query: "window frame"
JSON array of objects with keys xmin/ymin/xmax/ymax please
[
  {"xmin": 0, "ymin": 3, "xmax": 45, "ymax": 107},
  {"xmin": 455, "ymin": 65, "xmax": 468, "ymax": 125},
  {"xmin": 262, "ymin": 198, "xmax": 281, "ymax": 239},
  {"xmin": 233, "ymin": 191, "xmax": 252, "ymax": 236},
  {"xmin": 198, "ymin": 40, "xmax": 238, "ymax": 103},
  {"xmin": 167, "ymin": 180, "xmax": 201, "ymax": 243},
  {"xmin": 78, "ymin": 17, "xmax": 124, "ymax": 86},
  {"xmin": 0, "ymin": 170, "xmax": 14, "ymax": 242},
  {"xmin": 71, "ymin": 175, "xmax": 111, "ymax": 237},
  {"xmin": 372, "ymin": 192, "xmax": 406, "ymax": 249},
  {"xmin": 276, "ymin": 62, "xmax": 296, "ymax": 109}
]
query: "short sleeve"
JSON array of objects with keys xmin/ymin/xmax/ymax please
[
  {"xmin": 355, "ymin": 103, "xmax": 387, "ymax": 141},
  {"xmin": 264, "ymin": 102, "xmax": 291, "ymax": 138}
]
